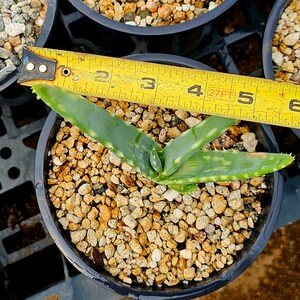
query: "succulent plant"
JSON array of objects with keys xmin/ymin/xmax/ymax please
[{"xmin": 32, "ymin": 84, "xmax": 294, "ymax": 193}]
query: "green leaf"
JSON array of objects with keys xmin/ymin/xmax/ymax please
[
  {"xmin": 32, "ymin": 84, "xmax": 294, "ymax": 193},
  {"xmin": 168, "ymin": 183, "xmax": 198, "ymax": 193},
  {"xmin": 160, "ymin": 150, "xmax": 294, "ymax": 184},
  {"xmin": 160, "ymin": 116, "xmax": 237, "ymax": 177},
  {"xmin": 150, "ymin": 147, "xmax": 163, "ymax": 172},
  {"xmin": 32, "ymin": 84, "xmax": 161, "ymax": 180}
]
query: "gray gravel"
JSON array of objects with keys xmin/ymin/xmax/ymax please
[{"xmin": 0, "ymin": 0, "xmax": 47, "ymax": 72}]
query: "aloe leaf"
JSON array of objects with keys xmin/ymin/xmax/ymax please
[
  {"xmin": 32, "ymin": 84, "xmax": 161, "ymax": 179},
  {"xmin": 161, "ymin": 116, "xmax": 237, "ymax": 177},
  {"xmin": 150, "ymin": 147, "xmax": 163, "ymax": 172},
  {"xmin": 168, "ymin": 183, "xmax": 198, "ymax": 193},
  {"xmin": 160, "ymin": 150, "xmax": 294, "ymax": 185}
]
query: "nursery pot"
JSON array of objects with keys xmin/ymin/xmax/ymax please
[
  {"xmin": 67, "ymin": 0, "xmax": 238, "ymax": 55},
  {"xmin": 35, "ymin": 53, "xmax": 284, "ymax": 299},
  {"xmin": 262, "ymin": 0, "xmax": 300, "ymax": 139},
  {"xmin": 0, "ymin": 0, "xmax": 58, "ymax": 92}
]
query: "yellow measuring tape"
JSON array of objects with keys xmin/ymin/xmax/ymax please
[{"xmin": 18, "ymin": 46, "xmax": 300, "ymax": 129}]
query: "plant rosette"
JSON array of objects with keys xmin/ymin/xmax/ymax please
[{"xmin": 34, "ymin": 57, "xmax": 293, "ymax": 298}]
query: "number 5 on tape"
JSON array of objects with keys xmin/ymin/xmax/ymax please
[{"xmin": 18, "ymin": 46, "xmax": 300, "ymax": 129}]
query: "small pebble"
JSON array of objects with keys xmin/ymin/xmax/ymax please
[
  {"xmin": 152, "ymin": 248, "xmax": 163, "ymax": 262},
  {"xmin": 212, "ymin": 194, "xmax": 227, "ymax": 214}
]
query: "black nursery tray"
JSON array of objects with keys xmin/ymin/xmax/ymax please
[{"xmin": 0, "ymin": 0, "xmax": 299, "ymax": 299}]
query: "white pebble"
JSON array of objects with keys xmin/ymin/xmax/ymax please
[
  {"xmin": 182, "ymin": 4, "xmax": 190, "ymax": 12},
  {"xmin": 185, "ymin": 117, "xmax": 200, "ymax": 128},
  {"xmin": 70, "ymin": 229, "xmax": 86, "ymax": 244},
  {"xmin": 163, "ymin": 189, "xmax": 180, "ymax": 201},
  {"xmin": 208, "ymin": 2, "xmax": 218, "ymax": 10},
  {"xmin": 5, "ymin": 23, "xmax": 26, "ymax": 36},
  {"xmin": 78, "ymin": 183, "xmax": 91, "ymax": 196},
  {"xmin": 152, "ymin": 248, "xmax": 162, "ymax": 262},
  {"xmin": 125, "ymin": 21, "xmax": 137, "ymax": 26},
  {"xmin": 282, "ymin": 61, "xmax": 295, "ymax": 73},
  {"xmin": 241, "ymin": 132, "xmax": 257, "ymax": 152},
  {"xmin": 109, "ymin": 151, "xmax": 122, "ymax": 166},
  {"xmin": 272, "ymin": 51, "xmax": 284, "ymax": 67},
  {"xmin": 180, "ymin": 249, "xmax": 192, "ymax": 259},
  {"xmin": 145, "ymin": 16, "xmax": 153, "ymax": 25},
  {"xmin": 173, "ymin": 208, "xmax": 183, "ymax": 220},
  {"xmin": 147, "ymin": 230, "xmax": 157, "ymax": 242},
  {"xmin": 283, "ymin": 32, "xmax": 300, "ymax": 46},
  {"xmin": 195, "ymin": 216, "xmax": 209, "ymax": 230},
  {"xmin": 123, "ymin": 215, "xmax": 137, "ymax": 228}
]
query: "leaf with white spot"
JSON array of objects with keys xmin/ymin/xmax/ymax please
[
  {"xmin": 150, "ymin": 147, "xmax": 163, "ymax": 172},
  {"xmin": 160, "ymin": 116, "xmax": 237, "ymax": 177},
  {"xmin": 32, "ymin": 84, "xmax": 161, "ymax": 179},
  {"xmin": 32, "ymin": 84, "xmax": 294, "ymax": 194},
  {"xmin": 160, "ymin": 150, "xmax": 294, "ymax": 184},
  {"xmin": 168, "ymin": 183, "xmax": 198, "ymax": 193}
]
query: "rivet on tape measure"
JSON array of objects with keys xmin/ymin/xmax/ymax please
[{"xmin": 18, "ymin": 46, "xmax": 300, "ymax": 129}]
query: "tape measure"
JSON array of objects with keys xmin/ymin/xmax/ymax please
[{"xmin": 18, "ymin": 46, "xmax": 300, "ymax": 129}]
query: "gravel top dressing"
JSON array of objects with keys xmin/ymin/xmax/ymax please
[
  {"xmin": 46, "ymin": 97, "xmax": 267, "ymax": 287},
  {"xmin": 81, "ymin": 0, "xmax": 224, "ymax": 27},
  {"xmin": 272, "ymin": 0, "xmax": 300, "ymax": 83},
  {"xmin": 0, "ymin": 0, "xmax": 47, "ymax": 71}
]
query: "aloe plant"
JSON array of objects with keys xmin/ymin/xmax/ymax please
[{"xmin": 32, "ymin": 84, "xmax": 294, "ymax": 193}]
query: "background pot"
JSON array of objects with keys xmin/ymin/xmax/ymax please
[
  {"xmin": 35, "ymin": 53, "xmax": 284, "ymax": 299},
  {"xmin": 262, "ymin": 0, "xmax": 300, "ymax": 139},
  {"xmin": 66, "ymin": 0, "xmax": 238, "ymax": 55},
  {"xmin": 0, "ymin": 0, "xmax": 58, "ymax": 92}
]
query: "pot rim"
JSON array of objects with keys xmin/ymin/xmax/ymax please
[
  {"xmin": 262, "ymin": 0, "xmax": 289, "ymax": 80},
  {"xmin": 0, "ymin": 0, "xmax": 58, "ymax": 92},
  {"xmin": 262, "ymin": 0, "xmax": 300, "ymax": 139},
  {"xmin": 35, "ymin": 53, "xmax": 284, "ymax": 299},
  {"xmin": 68, "ymin": 0, "xmax": 238, "ymax": 36}
]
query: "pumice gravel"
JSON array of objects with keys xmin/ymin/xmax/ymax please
[
  {"xmin": 46, "ymin": 96, "xmax": 267, "ymax": 287},
  {"xmin": 82, "ymin": 0, "xmax": 224, "ymax": 27},
  {"xmin": 272, "ymin": 0, "xmax": 300, "ymax": 83}
]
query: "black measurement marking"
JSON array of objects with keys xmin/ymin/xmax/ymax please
[
  {"xmin": 187, "ymin": 84, "xmax": 203, "ymax": 96},
  {"xmin": 141, "ymin": 77, "xmax": 156, "ymax": 89},
  {"xmin": 95, "ymin": 70, "xmax": 109, "ymax": 81},
  {"xmin": 238, "ymin": 91, "xmax": 254, "ymax": 104},
  {"xmin": 289, "ymin": 99, "xmax": 300, "ymax": 112}
]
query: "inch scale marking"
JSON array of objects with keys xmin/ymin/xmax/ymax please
[{"xmin": 18, "ymin": 46, "xmax": 300, "ymax": 129}]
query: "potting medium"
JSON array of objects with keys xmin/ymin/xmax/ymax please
[{"xmin": 46, "ymin": 104, "xmax": 269, "ymax": 287}]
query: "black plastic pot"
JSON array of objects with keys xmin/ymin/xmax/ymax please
[
  {"xmin": 35, "ymin": 54, "xmax": 284, "ymax": 299},
  {"xmin": 0, "ymin": 0, "xmax": 58, "ymax": 92},
  {"xmin": 67, "ymin": 0, "xmax": 238, "ymax": 55},
  {"xmin": 262, "ymin": 0, "xmax": 300, "ymax": 139}
]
